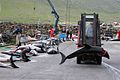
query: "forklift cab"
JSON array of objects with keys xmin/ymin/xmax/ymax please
[
  {"xmin": 77, "ymin": 13, "xmax": 102, "ymax": 64},
  {"xmin": 78, "ymin": 13, "xmax": 101, "ymax": 47}
]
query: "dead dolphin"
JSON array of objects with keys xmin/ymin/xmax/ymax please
[
  {"xmin": 9, "ymin": 55, "xmax": 19, "ymax": 68},
  {"xmin": 0, "ymin": 54, "xmax": 19, "ymax": 68},
  {"xmin": 59, "ymin": 44, "xmax": 110, "ymax": 64},
  {"xmin": 2, "ymin": 47, "xmax": 31, "ymax": 62},
  {"xmin": 47, "ymin": 46, "xmax": 58, "ymax": 54}
]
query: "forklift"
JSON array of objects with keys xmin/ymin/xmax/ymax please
[{"xmin": 77, "ymin": 13, "xmax": 102, "ymax": 64}]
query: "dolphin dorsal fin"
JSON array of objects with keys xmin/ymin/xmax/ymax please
[{"xmin": 84, "ymin": 44, "xmax": 91, "ymax": 49}]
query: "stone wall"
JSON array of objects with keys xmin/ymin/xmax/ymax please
[{"xmin": 0, "ymin": 22, "xmax": 51, "ymax": 36}]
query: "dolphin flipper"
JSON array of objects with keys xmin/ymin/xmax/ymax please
[
  {"xmin": 10, "ymin": 55, "xmax": 19, "ymax": 68},
  {"xmin": 59, "ymin": 52, "xmax": 66, "ymax": 65}
]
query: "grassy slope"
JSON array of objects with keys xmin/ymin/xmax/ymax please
[
  {"xmin": 71, "ymin": 0, "xmax": 120, "ymax": 23},
  {"xmin": 0, "ymin": 0, "xmax": 120, "ymax": 23},
  {"xmin": 0, "ymin": 0, "xmax": 52, "ymax": 23}
]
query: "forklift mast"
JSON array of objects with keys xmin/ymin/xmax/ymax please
[
  {"xmin": 47, "ymin": 0, "xmax": 59, "ymax": 34},
  {"xmin": 77, "ymin": 13, "xmax": 101, "ymax": 47},
  {"xmin": 76, "ymin": 13, "xmax": 103, "ymax": 64}
]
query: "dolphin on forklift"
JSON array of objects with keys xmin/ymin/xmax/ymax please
[
  {"xmin": 59, "ymin": 13, "xmax": 110, "ymax": 65},
  {"xmin": 59, "ymin": 44, "xmax": 110, "ymax": 65}
]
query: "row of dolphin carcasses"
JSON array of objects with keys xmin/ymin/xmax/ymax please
[{"xmin": 0, "ymin": 35, "xmax": 62, "ymax": 68}]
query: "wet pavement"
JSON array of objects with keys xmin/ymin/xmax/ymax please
[{"xmin": 0, "ymin": 41, "xmax": 120, "ymax": 80}]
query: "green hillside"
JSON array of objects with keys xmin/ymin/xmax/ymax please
[{"xmin": 0, "ymin": 0, "xmax": 120, "ymax": 23}]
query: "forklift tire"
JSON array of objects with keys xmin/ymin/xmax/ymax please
[
  {"xmin": 77, "ymin": 56, "xmax": 82, "ymax": 64},
  {"xmin": 96, "ymin": 56, "xmax": 102, "ymax": 65}
]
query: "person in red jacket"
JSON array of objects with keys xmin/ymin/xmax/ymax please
[
  {"xmin": 49, "ymin": 27, "xmax": 54, "ymax": 38},
  {"xmin": 117, "ymin": 30, "xmax": 120, "ymax": 39}
]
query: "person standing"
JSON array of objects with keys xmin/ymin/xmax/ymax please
[
  {"xmin": 117, "ymin": 30, "xmax": 120, "ymax": 39},
  {"xmin": 66, "ymin": 29, "xmax": 69, "ymax": 40},
  {"xmin": 49, "ymin": 27, "xmax": 54, "ymax": 38},
  {"xmin": 85, "ymin": 23, "xmax": 93, "ymax": 45},
  {"xmin": 69, "ymin": 28, "xmax": 73, "ymax": 40},
  {"xmin": 14, "ymin": 25, "xmax": 22, "ymax": 47},
  {"xmin": 16, "ymin": 32, "xmax": 21, "ymax": 47},
  {"xmin": 62, "ymin": 27, "xmax": 66, "ymax": 41}
]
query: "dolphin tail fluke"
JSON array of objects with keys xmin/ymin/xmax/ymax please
[
  {"xmin": 10, "ymin": 55, "xmax": 19, "ymax": 68},
  {"xmin": 59, "ymin": 52, "xmax": 66, "ymax": 65},
  {"xmin": 57, "ymin": 46, "xmax": 66, "ymax": 64}
]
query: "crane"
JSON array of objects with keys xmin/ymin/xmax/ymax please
[{"xmin": 47, "ymin": 0, "xmax": 59, "ymax": 34}]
